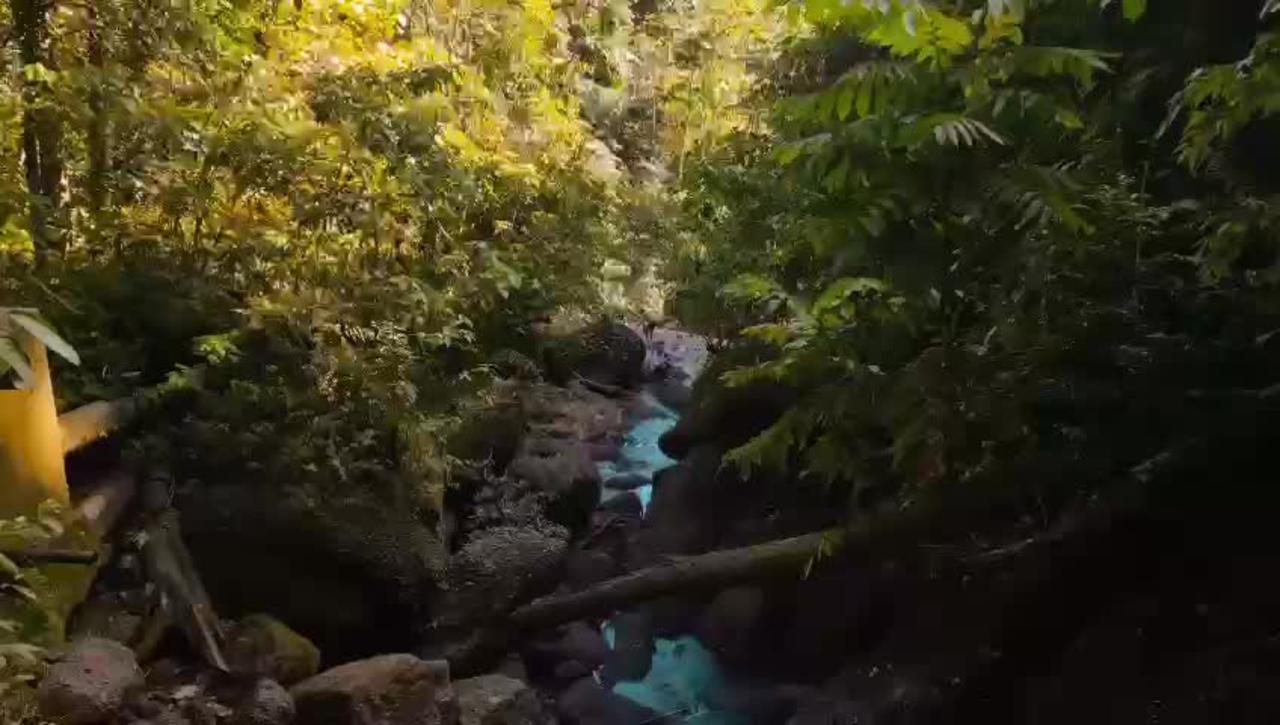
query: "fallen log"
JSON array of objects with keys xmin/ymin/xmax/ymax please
[
  {"xmin": 142, "ymin": 508, "xmax": 229, "ymax": 671},
  {"xmin": 0, "ymin": 548, "xmax": 98, "ymax": 565},
  {"xmin": 509, "ymin": 529, "xmax": 846, "ymax": 631},
  {"xmin": 74, "ymin": 468, "xmax": 137, "ymax": 539},
  {"xmin": 59, "ymin": 397, "xmax": 138, "ymax": 455}
]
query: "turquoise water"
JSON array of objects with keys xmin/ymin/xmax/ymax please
[
  {"xmin": 596, "ymin": 390, "xmax": 680, "ymax": 512},
  {"xmin": 597, "ymin": 388, "xmax": 745, "ymax": 725}
]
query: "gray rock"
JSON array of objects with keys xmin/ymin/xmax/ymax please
[
  {"xmin": 440, "ymin": 525, "xmax": 569, "ymax": 624},
  {"xmin": 604, "ymin": 611, "xmax": 654, "ymax": 682},
  {"xmin": 604, "ymin": 473, "xmax": 650, "ymax": 491},
  {"xmin": 453, "ymin": 674, "xmax": 552, "ymax": 725},
  {"xmin": 696, "ymin": 586, "xmax": 765, "ymax": 665},
  {"xmin": 564, "ymin": 549, "xmax": 620, "ymax": 590},
  {"xmin": 598, "ymin": 491, "xmax": 643, "ymax": 521},
  {"xmin": 38, "ymin": 637, "xmax": 143, "ymax": 724},
  {"xmin": 291, "ymin": 654, "xmax": 455, "ymax": 725},
  {"xmin": 179, "ymin": 485, "xmax": 446, "ymax": 662},
  {"xmin": 225, "ymin": 614, "xmax": 321, "ymax": 686},
  {"xmin": 508, "ymin": 437, "xmax": 600, "ymax": 530},
  {"xmin": 555, "ymin": 677, "xmax": 665, "ymax": 725},
  {"xmin": 232, "ymin": 678, "xmax": 295, "ymax": 725},
  {"xmin": 543, "ymin": 321, "xmax": 646, "ymax": 388},
  {"xmin": 522, "ymin": 622, "xmax": 609, "ymax": 688},
  {"xmin": 132, "ymin": 709, "xmax": 193, "ymax": 725}
]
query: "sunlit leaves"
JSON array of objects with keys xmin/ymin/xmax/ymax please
[
  {"xmin": 1166, "ymin": 34, "xmax": 1280, "ymax": 170},
  {"xmin": 1122, "ymin": 0, "xmax": 1147, "ymax": 22},
  {"xmin": 1006, "ymin": 46, "xmax": 1112, "ymax": 88},
  {"xmin": 916, "ymin": 114, "xmax": 1007, "ymax": 147}
]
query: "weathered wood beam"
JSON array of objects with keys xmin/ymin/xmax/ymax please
[
  {"xmin": 74, "ymin": 468, "xmax": 137, "ymax": 539},
  {"xmin": 59, "ymin": 397, "xmax": 137, "ymax": 455}
]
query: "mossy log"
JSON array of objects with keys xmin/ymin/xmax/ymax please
[{"xmin": 509, "ymin": 529, "xmax": 846, "ymax": 631}]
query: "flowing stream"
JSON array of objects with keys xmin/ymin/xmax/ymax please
[{"xmin": 593, "ymin": 333, "xmax": 747, "ymax": 725}]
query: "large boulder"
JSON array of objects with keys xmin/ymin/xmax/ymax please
[
  {"xmin": 440, "ymin": 525, "xmax": 569, "ymax": 619},
  {"xmin": 291, "ymin": 654, "xmax": 456, "ymax": 725},
  {"xmin": 563, "ymin": 549, "xmax": 621, "ymax": 590},
  {"xmin": 38, "ymin": 637, "xmax": 143, "ymax": 724},
  {"xmin": 604, "ymin": 473, "xmax": 650, "ymax": 492},
  {"xmin": 507, "ymin": 437, "xmax": 600, "ymax": 531},
  {"xmin": 625, "ymin": 445, "xmax": 724, "ymax": 570},
  {"xmin": 543, "ymin": 320, "xmax": 646, "ymax": 388},
  {"xmin": 521, "ymin": 622, "xmax": 610, "ymax": 689},
  {"xmin": 231, "ymin": 678, "xmax": 295, "ymax": 725},
  {"xmin": 179, "ymin": 486, "xmax": 447, "ymax": 662},
  {"xmin": 426, "ymin": 525, "xmax": 569, "ymax": 670},
  {"xmin": 696, "ymin": 587, "xmax": 765, "ymax": 667},
  {"xmin": 556, "ymin": 677, "xmax": 667, "ymax": 725},
  {"xmin": 226, "ymin": 614, "xmax": 322, "ymax": 686},
  {"xmin": 453, "ymin": 674, "xmax": 552, "ymax": 725},
  {"xmin": 604, "ymin": 611, "xmax": 654, "ymax": 682}
]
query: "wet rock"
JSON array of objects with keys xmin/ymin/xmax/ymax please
[
  {"xmin": 648, "ymin": 376, "xmax": 693, "ymax": 413},
  {"xmin": 604, "ymin": 473, "xmax": 650, "ymax": 491},
  {"xmin": 657, "ymin": 377, "xmax": 792, "ymax": 460},
  {"xmin": 598, "ymin": 491, "xmax": 643, "ymax": 521},
  {"xmin": 450, "ymin": 399, "xmax": 526, "ymax": 474},
  {"xmin": 453, "ymin": 673, "xmax": 552, "ymax": 725},
  {"xmin": 441, "ymin": 525, "xmax": 569, "ymax": 621},
  {"xmin": 133, "ymin": 709, "xmax": 193, "ymax": 725},
  {"xmin": 508, "ymin": 438, "xmax": 601, "ymax": 531},
  {"xmin": 625, "ymin": 446, "xmax": 723, "ymax": 569},
  {"xmin": 586, "ymin": 442, "xmax": 621, "ymax": 463},
  {"xmin": 179, "ymin": 485, "xmax": 446, "ymax": 662},
  {"xmin": 645, "ymin": 595, "xmax": 707, "ymax": 638},
  {"xmin": 556, "ymin": 677, "xmax": 665, "ymax": 725},
  {"xmin": 68, "ymin": 594, "xmax": 145, "ymax": 645},
  {"xmin": 38, "ymin": 637, "xmax": 143, "ymax": 724},
  {"xmin": 427, "ymin": 525, "xmax": 569, "ymax": 670},
  {"xmin": 696, "ymin": 586, "xmax": 765, "ymax": 666},
  {"xmin": 564, "ymin": 549, "xmax": 621, "ymax": 590},
  {"xmin": 788, "ymin": 695, "xmax": 877, "ymax": 725},
  {"xmin": 231, "ymin": 678, "xmax": 294, "ymax": 725},
  {"xmin": 604, "ymin": 611, "xmax": 654, "ymax": 682},
  {"xmin": 543, "ymin": 320, "xmax": 646, "ymax": 388},
  {"xmin": 522, "ymin": 622, "xmax": 609, "ymax": 688},
  {"xmin": 226, "ymin": 614, "xmax": 321, "ymax": 686},
  {"xmin": 291, "ymin": 654, "xmax": 455, "ymax": 725}
]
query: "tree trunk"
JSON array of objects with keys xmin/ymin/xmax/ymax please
[
  {"xmin": 86, "ymin": 2, "xmax": 110, "ymax": 244},
  {"xmin": 10, "ymin": 0, "xmax": 66, "ymax": 261},
  {"xmin": 509, "ymin": 529, "xmax": 846, "ymax": 632}
]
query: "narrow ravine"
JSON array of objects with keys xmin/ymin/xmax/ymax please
[{"xmin": 594, "ymin": 331, "xmax": 747, "ymax": 725}]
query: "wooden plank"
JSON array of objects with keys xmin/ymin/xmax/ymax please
[
  {"xmin": 59, "ymin": 397, "xmax": 137, "ymax": 455},
  {"xmin": 74, "ymin": 468, "xmax": 137, "ymax": 539}
]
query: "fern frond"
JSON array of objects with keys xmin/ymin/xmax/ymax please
[
  {"xmin": 831, "ymin": 60, "xmax": 920, "ymax": 121},
  {"xmin": 989, "ymin": 163, "xmax": 1092, "ymax": 233},
  {"xmin": 911, "ymin": 113, "xmax": 1007, "ymax": 148},
  {"xmin": 1006, "ymin": 46, "xmax": 1113, "ymax": 87}
]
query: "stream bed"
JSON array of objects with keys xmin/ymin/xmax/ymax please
[{"xmin": 593, "ymin": 332, "xmax": 748, "ymax": 725}]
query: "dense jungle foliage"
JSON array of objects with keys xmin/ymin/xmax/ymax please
[{"xmin": 3, "ymin": 0, "xmax": 1280, "ymax": 716}]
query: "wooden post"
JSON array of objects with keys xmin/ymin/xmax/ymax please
[{"xmin": 0, "ymin": 333, "xmax": 69, "ymax": 516}]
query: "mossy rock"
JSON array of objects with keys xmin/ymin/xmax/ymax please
[
  {"xmin": 541, "ymin": 320, "xmax": 645, "ymax": 388},
  {"xmin": 226, "ymin": 614, "xmax": 322, "ymax": 686}
]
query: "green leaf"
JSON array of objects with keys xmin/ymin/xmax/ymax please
[
  {"xmin": 0, "ymin": 553, "xmax": 21, "ymax": 581},
  {"xmin": 836, "ymin": 84, "xmax": 855, "ymax": 121},
  {"xmin": 1122, "ymin": 0, "xmax": 1146, "ymax": 21},
  {"xmin": 9, "ymin": 313, "xmax": 80, "ymax": 366},
  {"xmin": 0, "ymin": 339, "xmax": 34, "ymax": 385},
  {"xmin": 722, "ymin": 273, "xmax": 782, "ymax": 303}
]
